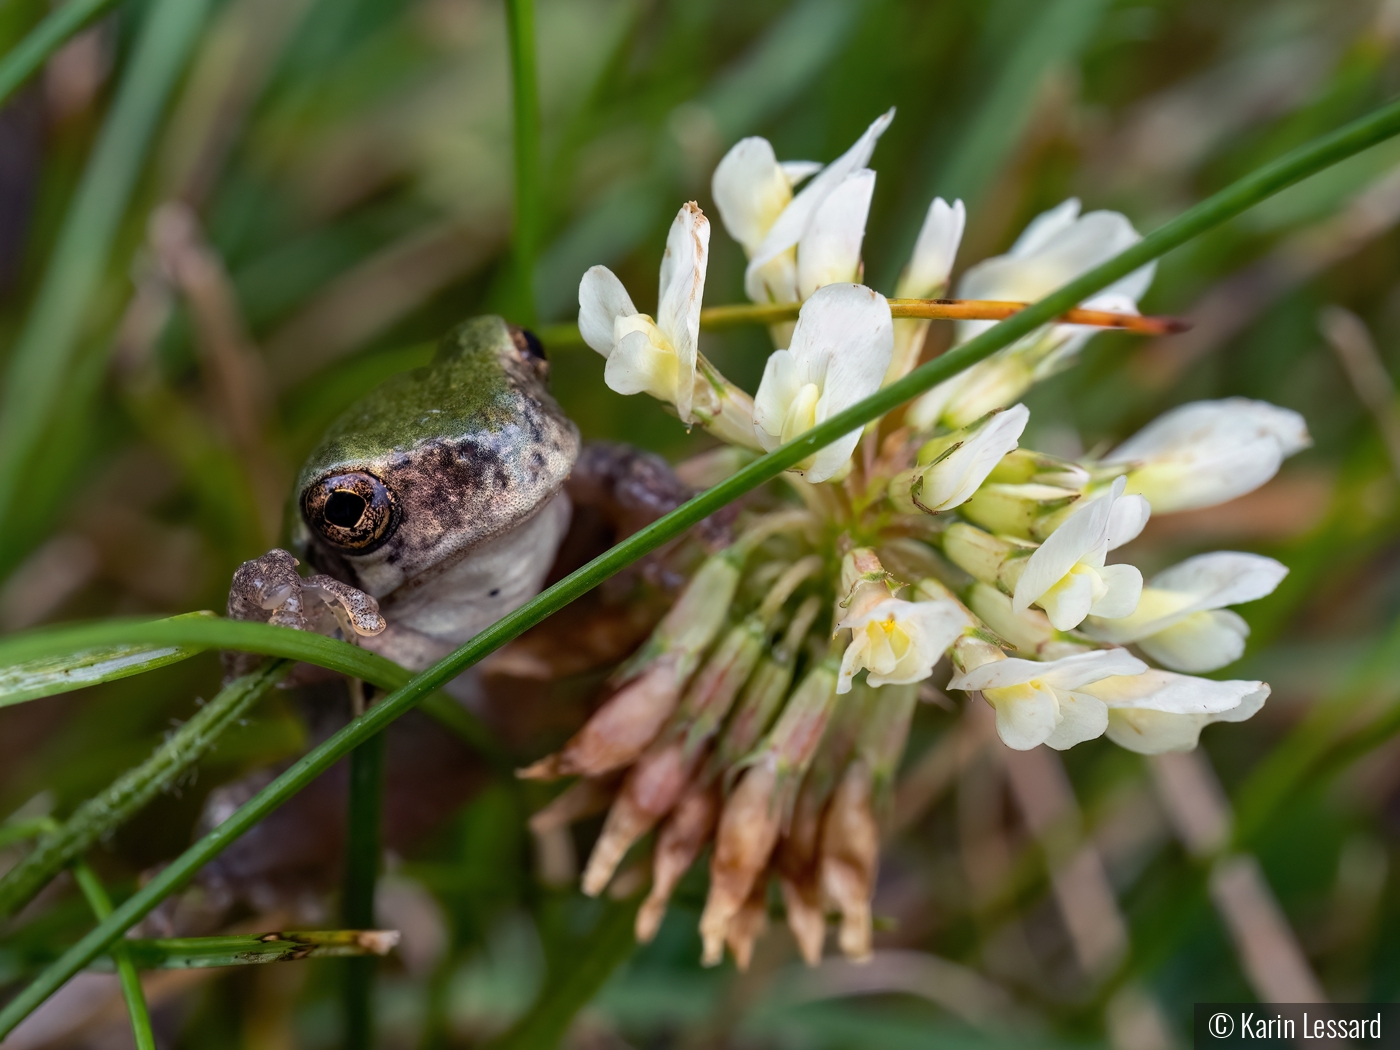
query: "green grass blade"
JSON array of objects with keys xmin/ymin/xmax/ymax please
[
  {"xmin": 0, "ymin": 612, "xmax": 221, "ymax": 708},
  {"xmin": 506, "ymin": 0, "xmax": 541, "ymax": 325},
  {"xmin": 0, "ymin": 0, "xmax": 119, "ymax": 107},
  {"xmin": 106, "ymin": 930, "xmax": 399, "ymax": 970},
  {"xmin": 343, "ymin": 729, "xmax": 385, "ymax": 1050},
  {"xmin": 0, "ymin": 0, "xmax": 211, "ymax": 560},
  {"xmin": 0, "ymin": 661, "xmax": 289, "ymax": 920},
  {"xmin": 0, "ymin": 614, "xmax": 505, "ymax": 762},
  {"xmin": 0, "ymin": 614, "xmax": 507, "ymax": 775},
  {"xmin": 71, "ymin": 861, "xmax": 155, "ymax": 1050},
  {"xmin": 5, "ymin": 94, "xmax": 1400, "ymax": 1037}
]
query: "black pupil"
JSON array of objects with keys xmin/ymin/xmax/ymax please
[{"xmin": 325, "ymin": 490, "xmax": 367, "ymax": 528}]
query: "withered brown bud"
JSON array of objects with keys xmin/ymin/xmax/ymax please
[
  {"xmin": 517, "ymin": 653, "xmax": 685, "ymax": 780},
  {"xmin": 581, "ymin": 738, "xmax": 702, "ymax": 896},
  {"xmin": 636, "ymin": 780, "xmax": 719, "ymax": 943},
  {"xmin": 819, "ymin": 758, "xmax": 880, "ymax": 961}
]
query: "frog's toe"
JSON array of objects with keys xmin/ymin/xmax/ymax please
[{"xmin": 305, "ymin": 575, "xmax": 386, "ymax": 636}]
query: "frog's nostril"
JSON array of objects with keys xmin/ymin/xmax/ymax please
[{"xmin": 325, "ymin": 490, "xmax": 367, "ymax": 528}]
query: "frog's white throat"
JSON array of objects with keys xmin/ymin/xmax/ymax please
[{"xmin": 359, "ymin": 491, "xmax": 571, "ymax": 670}]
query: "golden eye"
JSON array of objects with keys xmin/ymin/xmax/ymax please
[{"xmin": 302, "ymin": 471, "xmax": 398, "ymax": 552}]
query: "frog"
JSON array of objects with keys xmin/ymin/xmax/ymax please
[{"xmin": 227, "ymin": 315, "xmax": 581, "ymax": 673}]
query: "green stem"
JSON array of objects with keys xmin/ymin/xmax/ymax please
[
  {"xmin": 505, "ymin": 0, "xmax": 542, "ymax": 325},
  {"xmin": 0, "ymin": 661, "xmax": 288, "ymax": 920},
  {"xmin": 0, "ymin": 0, "xmax": 119, "ymax": 107},
  {"xmin": 343, "ymin": 729, "xmax": 385, "ymax": 1050},
  {"xmin": 72, "ymin": 861, "xmax": 156, "ymax": 1050},
  {"xmin": 0, "ymin": 0, "xmax": 210, "ymax": 543},
  {"xmin": 7, "ymin": 94, "xmax": 1400, "ymax": 1038},
  {"xmin": 486, "ymin": 899, "xmax": 640, "ymax": 1050}
]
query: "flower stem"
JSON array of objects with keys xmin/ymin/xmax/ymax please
[
  {"xmin": 538, "ymin": 297, "xmax": 1185, "ymax": 349},
  {"xmin": 343, "ymin": 727, "xmax": 386, "ymax": 1050},
  {"xmin": 505, "ymin": 0, "xmax": 542, "ymax": 326},
  {"xmin": 0, "ymin": 661, "xmax": 288, "ymax": 921},
  {"xmin": 9, "ymin": 93, "xmax": 1400, "ymax": 1037},
  {"xmin": 72, "ymin": 861, "xmax": 156, "ymax": 1050}
]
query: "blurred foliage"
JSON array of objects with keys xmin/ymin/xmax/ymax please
[{"xmin": 2, "ymin": 0, "xmax": 1400, "ymax": 1046}]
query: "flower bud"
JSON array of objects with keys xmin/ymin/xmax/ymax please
[
  {"xmin": 889, "ymin": 406, "xmax": 1028, "ymax": 516},
  {"xmin": 941, "ymin": 522, "xmax": 1032, "ymax": 595},
  {"xmin": 966, "ymin": 581, "xmax": 1092, "ymax": 660},
  {"xmin": 986, "ymin": 448, "xmax": 1089, "ymax": 489},
  {"xmin": 960, "ymin": 483, "xmax": 1081, "ymax": 541}
]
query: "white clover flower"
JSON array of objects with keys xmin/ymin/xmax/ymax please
[
  {"xmin": 711, "ymin": 137, "xmax": 820, "ymax": 256},
  {"xmin": 1012, "ymin": 476, "xmax": 1149, "ymax": 631},
  {"xmin": 752, "ymin": 283, "xmax": 893, "ymax": 482},
  {"xmin": 891, "ymin": 404, "xmax": 1028, "ymax": 514},
  {"xmin": 1083, "ymin": 551, "xmax": 1287, "ymax": 672},
  {"xmin": 1080, "ymin": 670, "xmax": 1270, "ymax": 754},
  {"xmin": 1101, "ymin": 398, "xmax": 1311, "ymax": 513},
  {"xmin": 885, "ymin": 197, "xmax": 966, "ymax": 385},
  {"xmin": 711, "ymin": 110, "xmax": 893, "ymax": 310},
  {"xmin": 948, "ymin": 648, "xmax": 1147, "ymax": 751},
  {"xmin": 836, "ymin": 595, "xmax": 971, "ymax": 694},
  {"xmin": 578, "ymin": 202, "xmax": 709, "ymax": 421},
  {"xmin": 907, "ymin": 199, "xmax": 1154, "ymax": 429}
]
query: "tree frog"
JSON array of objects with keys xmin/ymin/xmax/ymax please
[{"xmin": 228, "ymin": 316, "xmax": 580, "ymax": 671}]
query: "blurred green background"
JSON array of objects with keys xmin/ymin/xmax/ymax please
[{"xmin": 2, "ymin": 0, "xmax": 1400, "ymax": 1046}]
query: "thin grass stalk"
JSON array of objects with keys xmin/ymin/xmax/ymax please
[
  {"xmin": 343, "ymin": 728, "xmax": 385, "ymax": 1050},
  {"xmin": 0, "ymin": 661, "xmax": 288, "ymax": 919},
  {"xmin": 0, "ymin": 0, "xmax": 211, "ymax": 542},
  {"xmin": 5, "ymin": 95, "xmax": 1400, "ymax": 1036},
  {"xmin": 0, "ymin": 0, "xmax": 120, "ymax": 106},
  {"xmin": 505, "ymin": 0, "xmax": 542, "ymax": 325},
  {"xmin": 71, "ymin": 861, "xmax": 156, "ymax": 1050}
]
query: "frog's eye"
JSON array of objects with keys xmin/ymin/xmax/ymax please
[
  {"xmin": 302, "ymin": 471, "xmax": 398, "ymax": 552},
  {"xmin": 509, "ymin": 325, "xmax": 548, "ymax": 375}
]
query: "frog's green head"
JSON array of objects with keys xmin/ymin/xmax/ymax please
[{"xmin": 292, "ymin": 316, "xmax": 580, "ymax": 596}]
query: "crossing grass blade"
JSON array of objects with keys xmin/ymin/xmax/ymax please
[{"xmin": 5, "ymin": 92, "xmax": 1400, "ymax": 1036}]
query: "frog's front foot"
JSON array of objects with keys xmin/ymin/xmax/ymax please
[{"xmin": 225, "ymin": 549, "xmax": 385, "ymax": 678}]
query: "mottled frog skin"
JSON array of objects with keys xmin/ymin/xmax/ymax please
[{"xmin": 228, "ymin": 315, "xmax": 580, "ymax": 671}]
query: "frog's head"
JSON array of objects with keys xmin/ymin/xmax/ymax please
[{"xmin": 293, "ymin": 316, "xmax": 580, "ymax": 597}]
